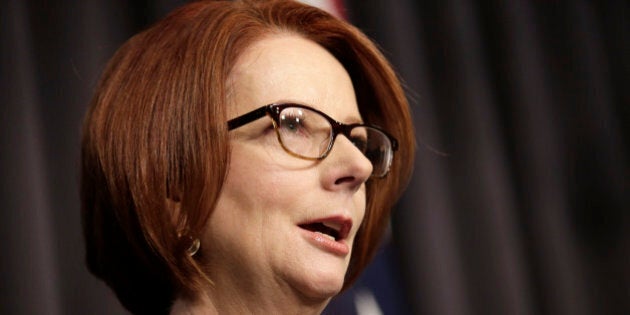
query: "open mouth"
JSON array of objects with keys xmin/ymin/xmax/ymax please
[
  {"xmin": 299, "ymin": 222, "xmax": 340, "ymax": 241},
  {"xmin": 298, "ymin": 217, "xmax": 351, "ymax": 242}
]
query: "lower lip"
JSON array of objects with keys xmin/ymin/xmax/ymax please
[{"xmin": 300, "ymin": 228, "xmax": 350, "ymax": 256}]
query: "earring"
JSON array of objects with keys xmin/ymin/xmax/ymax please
[
  {"xmin": 187, "ymin": 238, "xmax": 201, "ymax": 256},
  {"xmin": 178, "ymin": 230, "xmax": 201, "ymax": 257}
]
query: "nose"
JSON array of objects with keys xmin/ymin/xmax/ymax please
[{"xmin": 320, "ymin": 135, "xmax": 373, "ymax": 192}]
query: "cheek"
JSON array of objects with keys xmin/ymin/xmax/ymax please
[
  {"xmin": 356, "ymin": 185, "xmax": 367, "ymax": 213},
  {"xmin": 352, "ymin": 187, "xmax": 368, "ymax": 235},
  {"xmin": 219, "ymin": 144, "xmax": 313, "ymax": 223}
]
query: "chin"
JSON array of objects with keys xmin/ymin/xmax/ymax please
[{"xmin": 294, "ymin": 268, "xmax": 346, "ymax": 301}]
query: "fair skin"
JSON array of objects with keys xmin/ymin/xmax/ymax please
[{"xmin": 171, "ymin": 34, "xmax": 372, "ymax": 314}]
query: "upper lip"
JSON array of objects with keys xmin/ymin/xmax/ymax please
[{"xmin": 298, "ymin": 215, "xmax": 353, "ymax": 241}]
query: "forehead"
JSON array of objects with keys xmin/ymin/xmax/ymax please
[{"xmin": 226, "ymin": 34, "xmax": 359, "ymax": 122}]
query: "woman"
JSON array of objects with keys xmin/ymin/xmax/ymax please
[{"xmin": 81, "ymin": 0, "xmax": 414, "ymax": 314}]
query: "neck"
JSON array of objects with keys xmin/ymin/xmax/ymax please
[{"xmin": 170, "ymin": 285, "xmax": 330, "ymax": 315}]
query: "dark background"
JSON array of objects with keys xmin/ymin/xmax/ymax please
[{"xmin": 1, "ymin": 0, "xmax": 628, "ymax": 314}]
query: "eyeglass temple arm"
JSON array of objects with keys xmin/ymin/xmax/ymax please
[{"xmin": 227, "ymin": 106, "xmax": 269, "ymax": 130}]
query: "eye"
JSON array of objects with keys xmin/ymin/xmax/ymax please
[
  {"xmin": 280, "ymin": 113, "xmax": 308, "ymax": 135},
  {"xmin": 350, "ymin": 135, "xmax": 368, "ymax": 153}
]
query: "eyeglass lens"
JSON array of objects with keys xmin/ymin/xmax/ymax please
[{"xmin": 276, "ymin": 106, "xmax": 393, "ymax": 177}]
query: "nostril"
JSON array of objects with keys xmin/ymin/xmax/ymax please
[{"xmin": 334, "ymin": 176, "xmax": 356, "ymax": 185}]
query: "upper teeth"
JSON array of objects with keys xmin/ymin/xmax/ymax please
[{"xmin": 322, "ymin": 222, "xmax": 341, "ymax": 232}]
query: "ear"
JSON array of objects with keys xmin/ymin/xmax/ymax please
[
  {"xmin": 166, "ymin": 180, "xmax": 184, "ymax": 222},
  {"xmin": 166, "ymin": 195, "xmax": 200, "ymax": 256},
  {"xmin": 166, "ymin": 195, "xmax": 183, "ymax": 229}
]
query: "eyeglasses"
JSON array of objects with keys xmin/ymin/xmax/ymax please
[{"xmin": 227, "ymin": 103, "xmax": 398, "ymax": 178}]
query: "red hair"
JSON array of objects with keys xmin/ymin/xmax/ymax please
[{"xmin": 81, "ymin": 1, "xmax": 414, "ymax": 314}]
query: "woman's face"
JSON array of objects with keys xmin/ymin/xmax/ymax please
[{"xmin": 201, "ymin": 34, "xmax": 372, "ymax": 305}]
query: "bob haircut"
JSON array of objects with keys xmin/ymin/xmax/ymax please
[{"xmin": 81, "ymin": 0, "xmax": 414, "ymax": 314}]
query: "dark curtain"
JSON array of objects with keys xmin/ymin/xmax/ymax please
[
  {"xmin": 1, "ymin": 0, "xmax": 627, "ymax": 314},
  {"xmin": 345, "ymin": 0, "xmax": 628, "ymax": 314}
]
